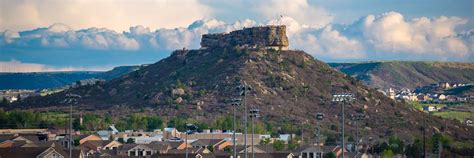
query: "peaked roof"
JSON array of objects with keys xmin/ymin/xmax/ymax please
[{"xmin": 191, "ymin": 139, "xmax": 225, "ymax": 147}]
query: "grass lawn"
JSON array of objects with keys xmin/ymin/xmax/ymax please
[
  {"xmin": 433, "ymin": 111, "xmax": 474, "ymax": 122},
  {"xmin": 408, "ymin": 101, "xmax": 445, "ymax": 111}
]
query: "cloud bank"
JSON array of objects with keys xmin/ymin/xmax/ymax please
[
  {"xmin": 2, "ymin": 12, "xmax": 472, "ymax": 62},
  {"xmin": 0, "ymin": 0, "xmax": 210, "ymax": 32}
]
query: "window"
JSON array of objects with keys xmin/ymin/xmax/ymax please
[
  {"xmin": 302, "ymin": 152, "xmax": 308, "ymax": 158},
  {"xmin": 309, "ymin": 153, "xmax": 314, "ymax": 158},
  {"xmin": 146, "ymin": 151, "xmax": 152, "ymax": 155}
]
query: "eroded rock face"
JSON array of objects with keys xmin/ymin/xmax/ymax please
[{"xmin": 200, "ymin": 25, "xmax": 289, "ymax": 49}]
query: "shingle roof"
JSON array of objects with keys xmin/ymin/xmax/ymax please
[{"xmin": 191, "ymin": 139, "xmax": 224, "ymax": 147}]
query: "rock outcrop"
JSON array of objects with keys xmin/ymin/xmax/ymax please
[{"xmin": 200, "ymin": 25, "xmax": 289, "ymax": 50}]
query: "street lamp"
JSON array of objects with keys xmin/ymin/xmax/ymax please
[
  {"xmin": 332, "ymin": 93, "xmax": 355, "ymax": 158},
  {"xmin": 351, "ymin": 113, "xmax": 364, "ymax": 152},
  {"xmin": 231, "ymin": 98, "xmax": 242, "ymax": 158},
  {"xmin": 62, "ymin": 93, "xmax": 81, "ymax": 158},
  {"xmin": 185, "ymin": 123, "xmax": 198, "ymax": 158},
  {"xmin": 316, "ymin": 112, "xmax": 324, "ymax": 147},
  {"xmin": 236, "ymin": 81, "xmax": 252, "ymax": 158},
  {"xmin": 249, "ymin": 108, "xmax": 260, "ymax": 158}
]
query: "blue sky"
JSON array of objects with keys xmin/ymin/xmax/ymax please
[{"xmin": 0, "ymin": 0, "xmax": 473, "ymax": 72}]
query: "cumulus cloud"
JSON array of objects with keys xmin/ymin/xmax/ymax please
[
  {"xmin": 0, "ymin": 60, "xmax": 109, "ymax": 72},
  {"xmin": 201, "ymin": 0, "xmax": 333, "ymax": 29},
  {"xmin": 360, "ymin": 12, "xmax": 470, "ymax": 58},
  {"xmin": 0, "ymin": 12, "xmax": 472, "ymax": 64},
  {"xmin": 255, "ymin": 0, "xmax": 333, "ymax": 28},
  {"xmin": 0, "ymin": 0, "xmax": 210, "ymax": 32}
]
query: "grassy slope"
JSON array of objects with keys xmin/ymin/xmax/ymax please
[{"xmin": 329, "ymin": 61, "xmax": 474, "ymax": 89}]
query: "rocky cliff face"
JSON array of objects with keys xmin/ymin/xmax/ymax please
[{"xmin": 200, "ymin": 25, "xmax": 289, "ymax": 49}]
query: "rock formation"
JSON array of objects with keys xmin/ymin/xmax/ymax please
[{"xmin": 200, "ymin": 25, "xmax": 289, "ymax": 50}]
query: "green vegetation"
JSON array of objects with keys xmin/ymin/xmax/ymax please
[
  {"xmin": 433, "ymin": 111, "xmax": 474, "ymax": 122},
  {"xmin": 407, "ymin": 101, "xmax": 445, "ymax": 111},
  {"xmin": 272, "ymin": 140, "xmax": 285, "ymax": 151},
  {"xmin": 0, "ymin": 110, "xmax": 67, "ymax": 129},
  {"xmin": 381, "ymin": 149, "xmax": 394, "ymax": 158}
]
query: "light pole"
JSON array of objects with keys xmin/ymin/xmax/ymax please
[
  {"xmin": 316, "ymin": 113, "xmax": 324, "ymax": 147},
  {"xmin": 185, "ymin": 123, "xmax": 198, "ymax": 158},
  {"xmin": 231, "ymin": 98, "xmax": 242, "ymax": 158},
  {"xmin": 237, "ymin": 81, "xmax": 252, "ymax": 158},
  {"xmin": 63, "ymin": 93, "xmax": 81, "ymax": 158},
  {"xmin": 332, "ymin": 93, "xmax": 355, "ymax": 158},
  {"xmin": 250, "ymin": 108, "xmax": 260, "ymax": 158},
  {"xmin": 351, "ymin": 113, "xmax": 364, "ymax": 152}
]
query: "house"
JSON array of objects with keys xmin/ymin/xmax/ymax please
[
  {"xmin": 118, "ymin": 144, "xmax": 158, "ymax": 157},
  {"xmin": 191, "ymin": 139, "xmax": 232, "ymax": 151},
  {"xmin": 299, "ymin": 145, "xmax": 324, "ymax": 158},
  {"xmin": 164, "ymin": 128, "xmax": 181, "ymax": 139},
  {"xmin": 82, "ymin": 140, "xmax": 122, "ymax": 151},
  {"xmin": 235, "ymin": 144, "xmax": 276, "ymax": 154},
  {"xmin": 168, "ymin": 140, "xmax": 189, "ymax": 150},
  {"xmin": 214, "ymin": 153, "xmax": 295, "ymax": 158},
  {"xmin": 61, "ymin": 134, "xmax": 102, "ymax": 148},
  {"xmin": 438, "ymin": 94, "xmax": 446, "ymax": 100},
  {"xmin": 151, "ymin": 153, "xmax": 210, "ymax": 158},
  {"xmin": 97, "ymin": 125, "xmax": 119, "ymax": 140},
  {"xmin": 423, "ymin": 106, "xmax": 438, "ymax": 112},
  {"xmin": 0, "ymin": 146, "xmax": 84, "ymax": 158},
  {"xmin": 417, "ymin": 94, "xmax": 429, "ymax": 101},
  {"xmin": 294, "ymin": 145, "xmax": 345, "ymax": 158},
  {"xmin": 439, "ymin": 82, "xmax": 451, "ymax": 89}
]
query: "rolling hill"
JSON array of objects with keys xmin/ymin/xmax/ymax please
[
  {"xmin": 329, "ymin": 61, "xmax": 474, "ymax": 90},
  {"xmin": 11, "ymin": 26, "xmax": 473, "ymax": 142},
  {"xmin": 0, "ymin": 65, "xmax": 144, "ymax": 90}
]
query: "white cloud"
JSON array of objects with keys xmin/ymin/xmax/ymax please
[
  {"xmin": 291, "ymin": 25, "xmax": 365, "ymax": 59},
  {"xmin": 256, "ymin": 0, "xmax": 333, "ymax": 28},
  {"xmin": 0, "ymin": 0, "xmax": 211, "ymax": 32},
  {"xmin": 0, "ymin": 60, "xmax": 109, "ymax": 72},
  {"xmin": 361, "ymin": 12, "xmax": 470, "ymax": 58},
  {"xmin": 0, "ymin": 12, "xmax": 472, "ymax": 62}
]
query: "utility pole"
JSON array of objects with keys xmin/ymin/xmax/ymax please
[
  {"xmin": 332, "ymin": 93, "xmax": 355, "ymax": 158},
  {"xmin": 250, "ymin": 109, "xmax": 260, "ymax": 158},
  {"xmin": 231, "ymin": 98, "xmax": 242, "ymax": 158},
  {"xmin": 237, "ymin": 81, "xmax": 252, "ymax": 158}
]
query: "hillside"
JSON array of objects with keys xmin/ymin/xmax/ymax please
[
  {"xmin": 0, "ymin": 65, "xmax": 143, "ymax": 90},
  {"xmin": 12, "ymin": 26, "xmax": 473, "ymax": 142},
  {"xmin": 329, "ymin": 61, "xmax": 474, "ymax": 90}
]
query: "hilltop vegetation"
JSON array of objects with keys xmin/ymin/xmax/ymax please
[{"xmin": 329, "ymin": 61, "xmax": 474, "ymax": 89}]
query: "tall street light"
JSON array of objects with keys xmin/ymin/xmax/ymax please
[
  {"xmin": 185, "ymin": 123, "xmax": 198, "ymax": 158},
  {"xmin": 237, "ymin": 81, "xmax": 252, "ymax": 158},
  {"xmin": 249, "ymin": 108, "xmax": 260, "ymax": 158},
  {"xmin": 316, "ymin": 112, "xmax": 324, "ymax": 147},
  {"xmin": 231, "ymin": 98, "xmax": 242, "ymax": 158},
  {"xmin": 332, "ymin": 93, "xmax": 355, "ymax": 158},
  {"xmin": 351, "ymin": 113, "xmax": 364, "ymax": 152},
  {"xmin": 63, "ymin": 93, "xmax": 81, "ymax": 158}
]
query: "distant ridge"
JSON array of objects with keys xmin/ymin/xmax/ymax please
[
  {"xmin": 329, "ymin": 61, "xmax": 474, "ymax": 89},
  {"xmin": 0, "ymin": 65, "xmax": 144, "ymax": 90}
]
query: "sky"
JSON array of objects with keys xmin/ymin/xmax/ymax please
[{"xmin": 0, "ymin": 0, "xmax": 473, "ymax": 72}]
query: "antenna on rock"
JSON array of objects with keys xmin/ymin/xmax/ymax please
[{"xmin": 278, "ymin": 14, "xmax": 283, "ymax": 26}]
